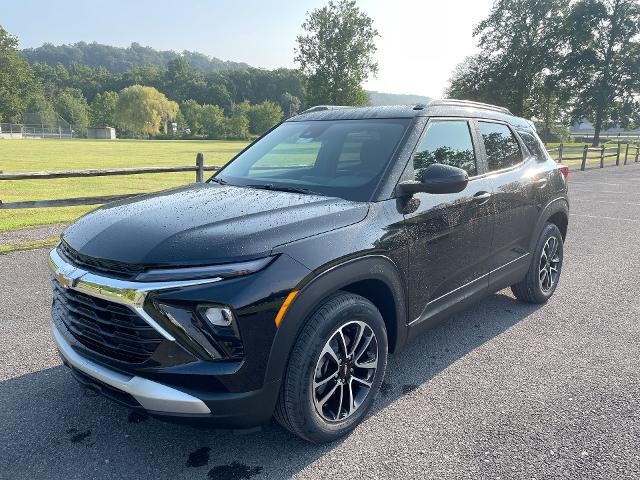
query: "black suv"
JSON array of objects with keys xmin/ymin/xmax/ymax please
[{"xmin": 50, "ymin": 100, "xmax": 569, "ymax": 443}]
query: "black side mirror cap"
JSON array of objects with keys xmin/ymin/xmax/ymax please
[{"xmin": 398, "ymin": 163, "xmax": 469, "ymax": 196}]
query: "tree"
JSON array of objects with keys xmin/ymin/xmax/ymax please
[
  {"xmin": 114, "ymin": 85, "xmax": 178, "ymax": 135},
  {"xmin": 563, "ymin": 0, "xmax": 640, "ymax": 145},
  {"xmin": 248, "ymin": 100, "xmax": 284, "ymax": 135},
  {"xmin": 90, "ymin": 91, "xmax": 118, "ymax": 127},
  {"xmin": 280, "ymin": 92, "xmax": 301, "ymax": 118},
  {"xmin": 200, "ymin": 104, "xmax": 226, "ymax": 138},
  {"xmin": 224, "ymin": 101, "xmax": 250, "ymax": 139},
  {"xmin": 180, "ymin": 99, "xmax": 203, "ymax": 134},
  {"xmin": 0, "ymin": 26, "xmax": 43, "ymax": 122},
  {"xmin": 295, "ymin": 0, "xmax": 379, "ymax": 106},
  {"xmin": 448, "ymin": 0, "xmax": 570, "ymax": 117},
  {"xmin": 55, "ymin": 88, "xmax": 90, "ymax": 129}
]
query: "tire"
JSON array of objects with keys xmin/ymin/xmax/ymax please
[
  {"xmin": 511, "ymin": 223, "xmax": 564, "ymax": 304},
  {"xmin": 274, "ymin": 292, "xmax": 388, "ymax": 443}
]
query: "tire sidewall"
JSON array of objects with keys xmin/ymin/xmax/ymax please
[
  {"xmin": 297, "ymin": 295, "xmax": 388, "ymax": 441},
  {"xmin": 534, "ymin": 223, "xmax": 564, "ymax": 301}
]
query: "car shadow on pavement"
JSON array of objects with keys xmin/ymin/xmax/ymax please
[{"xmin": 0, "ymin": 291, "xmax": 540, "ymax": 480}]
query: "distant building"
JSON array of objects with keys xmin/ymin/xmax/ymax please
[{"xmin": 87, "ymin": 127, "xmax": 116, "ymax": 139}]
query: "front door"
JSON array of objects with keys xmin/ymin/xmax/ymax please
[{"xmin": 404, "ymin": 119, "xmax": 494, "ymax": 326}]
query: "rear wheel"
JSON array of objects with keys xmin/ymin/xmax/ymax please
[
  {"xmin": 274, "ymin": 292, "xmax": 388, "ymax": 443},
  {"xmin": 511, "ymin": 223, "xmax": 564, "ymax": 303}
]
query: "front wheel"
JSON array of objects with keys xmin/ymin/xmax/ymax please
[
  {"xmin": 511, "ymin": 223, "xmax": 564, "ymax": 303},
  {"xmin": 274, "ymin": 292, "xmax": 388, "ymax": 443}
]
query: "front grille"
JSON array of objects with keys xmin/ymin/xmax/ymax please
[
  {"xmin": 57, "ymin": 242, "xmax": 145, "ymax": 280},
  {"xmin": 52, "ymin": 280, "xmax": 163, "ymax": 363}
]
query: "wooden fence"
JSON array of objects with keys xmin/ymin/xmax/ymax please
[
  {"xmin": 2, "ymin": 144, "xmax": 640, "ymax": 210},
  {"xmin": 0, "ymin": 153, "xmax": 219, "ymax": 209},
  {"xmin": 547, "ymin": 143, "xmax": 640, "ymax": 171}
]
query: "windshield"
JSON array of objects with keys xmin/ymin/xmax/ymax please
[{"xmin": 212, "ymin": 119, "xmax": 411, "ymax": 201}]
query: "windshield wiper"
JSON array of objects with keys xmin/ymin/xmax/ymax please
[
  {"xmin": 246, "ymin": 184, "xmax": 320, "ymax": 195},
  {"xmin": 210, "ymin": 177, "xmax": 229, "ymax": 185}
]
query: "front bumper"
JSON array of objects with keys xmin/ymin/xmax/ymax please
[
  {"xmin": 53, "ymin": 323, "xmax": 210, "ymax": 414},
  {"xmin": 53, "ymin": 322, "xmax": 282, "ymax": 426}
]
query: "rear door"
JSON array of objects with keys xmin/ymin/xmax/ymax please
[
  {"xmin": 477, "ymin": 120, "xmax": 541, "ymax": 286},
  {"xmin": 404, "ymin": 118, "xmax": 494, "ymax": 326}
]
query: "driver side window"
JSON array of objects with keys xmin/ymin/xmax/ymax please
[{"xmin": 413, "ymin": 120, "xmax": 477, "ymax": 178}]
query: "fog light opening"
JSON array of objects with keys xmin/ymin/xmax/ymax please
[{"xmin": 202, "ymin": 306, "xmax": 234, "ymax": 327}]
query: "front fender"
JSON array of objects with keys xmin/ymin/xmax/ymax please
[{"xmin": 263, "ymin": 254, "xmax": 408, "ymax": 384}]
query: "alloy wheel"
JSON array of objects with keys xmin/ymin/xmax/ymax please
[
  {"xmin": 539, "ymin": 236, "xmax": 561, "ymax": 292},
  {"xmin": 312, "ymin": 320, "xmax": 378, "ymax": 422}
]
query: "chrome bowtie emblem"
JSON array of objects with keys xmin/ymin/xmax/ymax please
[{"xmin": 55, "ymin": 265, "xmax": 84, "ymax": 289}]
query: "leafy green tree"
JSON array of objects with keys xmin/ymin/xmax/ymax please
[
  {"xmin": 55, "ymin": 88, "xmax": 90, "ymax": 129},
  {"xmin": 280, "ymin": 92, "xmax": 301, "ymax": 118},
  {"xmin": 248, "ymin": 100, "xmax": 283, "ymax": 135},
  {"xmin": 90, "ymin": 91, "xmax": 118, "ymax": 127},
  {"xmin": 447, "ymin": 0, "xmax": 570, "ymax": 117},
  {"xmin": 163, "ymin": 57, "xmax": 207, "ymax": 103},
  {"xmin": 563, "ymin": 0, "xmax": 640, "ymax": 145},
  {"xmin": 0, "ymin": 26, "xmax": 43, "ymax": 122},
  {"xmin": 200, "ymin": 104, "xmax": 226, "ymax": 138},
  {"xmin": 295, "ymin": 0, "xmax": 379, "ymax": 106},
  {"xmin": 206, "ymin": 83, "xmax": 233, "ymax": 111},
  {"xmin": 224, "ymin": 101, "xmax": 251, "ymax": 139},
  {"xmin": 114, "ymin": 85, "xmax": 178, "ymax": 135},
  {"xmin": 180, "ymin": 99, "xmax": 203, "ymax": 134}
]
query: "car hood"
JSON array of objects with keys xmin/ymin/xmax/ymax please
[{"xmin": 61, "ymin": 183, "xmax": 369, "ymax": 266}]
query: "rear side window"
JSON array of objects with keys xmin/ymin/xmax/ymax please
[
  {"xmin": 413, "ymin": 120, "xmax": 477, "ymax": 177},
  {"xmin": 517, "ymin": 129, "xmax": 548, "ymax": 160},
  {"xmin": 478, "ymin": 122, "xmax": 522, "ymax": 171}
]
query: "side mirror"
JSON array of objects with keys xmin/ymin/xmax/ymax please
[{"xmin": 398, "ymin": 164, "xmax": 469, "ymax": 195}]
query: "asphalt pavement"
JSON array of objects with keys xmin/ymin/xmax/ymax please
[{"xmin": 1, "ymin": 164, "xmax": 639, "ymax": 479}]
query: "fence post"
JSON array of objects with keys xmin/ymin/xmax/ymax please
[
  {"xmin": 624, "ymin": 143, "xmax": 629, "ymax": 165},
  {"xmin": 558, "ymin": 143, "xmax": 563, "ymax": 163},
  {"xmin": 615, "ymin": 143, "xmax": 621, "ymax": 166},
  {"xmin": 195, "ymin": 153, "xmax": 204, "ymax": 183},
  {"xmin": 581, "ymin": 145, "xmax": 588, "ymax": 171},
  {"xmin": 636, "ymin": 144, "xmax": 640, "ymax": 163},
  {"xmin": 600, "ymin": 145, "xmax": 605, "ymax": 168}
]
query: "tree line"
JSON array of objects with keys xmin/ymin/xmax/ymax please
[
  {"xmin": 447, "ymin": 0, "xmax": 640, "ymax": 146},
  {"xmin": 0, "ymin": 27, "xmax": 302, "ymax": 138},
  {"xmin": 0, "ymin": 0, "xmax": 379, "ymax": 139}
]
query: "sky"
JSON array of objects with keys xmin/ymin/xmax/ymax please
[{"xmin": 2, "ymin": 0, "xmax": 495, "ymax": 98}]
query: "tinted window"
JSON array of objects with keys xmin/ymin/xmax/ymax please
[
  {"xmin": 216, "ymin": 119, "xmax": 410, "ymax": 202},
  {"xmin": 517, "ymin": 129, "xmax": 548, "ymax": 160},
  {"xmin": 478, "ymin": 122, "xmax": 522, "ymax": 171},
  {"xmin": 413, "ymin": 120, "xmax": 477, "ymax": 177}
]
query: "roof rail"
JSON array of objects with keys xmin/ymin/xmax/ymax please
[
  {"xmin": 429, "ymin": 99, "xmax": 511, "ymax": 114},
  {"xmin": 300, "ymin": 105, "xmax": 352, "ymax": 114}
]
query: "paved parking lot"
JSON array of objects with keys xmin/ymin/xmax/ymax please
[{"xmin": 1, "ymin": 164, "xmax": 639, "ymax": 480}]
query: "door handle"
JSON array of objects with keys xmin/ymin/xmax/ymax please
[
  {"xmin": 472, "ymin": 191, "xmax": 492, "ymax": 205},
  {"xmin": 533, "ymin": 178, "xmax": 548, "ymax": 188}
]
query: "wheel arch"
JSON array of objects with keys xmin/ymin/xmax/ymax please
[
  {"xmin": 529, "ymin": 197, "xmax": 569, "ymax": 252},
  {"xmin": 263, "ymin": 254, "xmax": 408, "ymax": 384}
]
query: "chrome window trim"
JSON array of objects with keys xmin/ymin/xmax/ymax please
[
  {"xmin": 48, "ymin": 248, "xmax": 222, "ymax": 342},
  {"xmin": 52, "ymin": 324, "xmax": 211, "ymax": 415}
]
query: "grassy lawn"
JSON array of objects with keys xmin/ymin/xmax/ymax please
[{"xmin": 0, "ymin": 138, "xmax": 248, "ymax": 232}]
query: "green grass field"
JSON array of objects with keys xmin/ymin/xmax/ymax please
[
  {"xmin": 0, "ymin": 139, "xmax": 248, "ymax": 232},
  {"xmin": 1, "ymin": 138, "xmax": 636, "ymax": 234}
]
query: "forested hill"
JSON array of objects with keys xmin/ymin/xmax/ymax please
[
  {"xmin": 367, "ymin": 91, "xmax": 431, "ymax": 106},
  {"xmin": 21, "ymin": 42, "xmax": 250, "ymax": 74}
]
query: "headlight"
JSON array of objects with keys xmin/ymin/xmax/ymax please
[{"xmin": 134, "ymin": 256, "xmax": 274, "ymax": 282}]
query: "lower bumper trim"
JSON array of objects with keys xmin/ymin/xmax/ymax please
[{"xmin": 52, "ymin": 324, "xmax": 211, "ymax": 415}]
